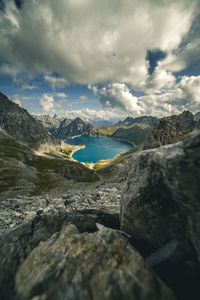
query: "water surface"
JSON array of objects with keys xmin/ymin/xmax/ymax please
[{"xmin": 66, "ymin": 136, "xmax": 133, "ymax": 163}]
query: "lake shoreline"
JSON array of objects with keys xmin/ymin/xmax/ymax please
[{"xmin": 65, "ymin": 135, "xmax": 133, "ymax": 168}]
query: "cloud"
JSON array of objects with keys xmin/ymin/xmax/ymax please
[
  {"xmin": 99, "ymin": 83, "xmax": 141, "ymax": 114},
  {"xmin": 44, "ymin": 75, "xmax": 69, "ymax": 89},
  {"xmin": 55, "ymin": 99, "xmax": 68, "ymax": 108},
  {"xmin": 0, "ymin": 0, "xmax": 198, "ymax": 91},
  {"xmin": 79, "ymin": 95, "xmax": 88, "ymax": 101},
  {"xmin": 56, "ymin": 92, "xmax": 68, "ymax": 98},
  {"xmin": 40, "ymin": 94, "xmax": 55, "ymax": 113},
  {"xmin": 61, "ymin": 107, "xmax": 129, "ymax": 123},
  {"xmin": 138, "ymin": 75, "xmax": 200, "ymax": 116}
]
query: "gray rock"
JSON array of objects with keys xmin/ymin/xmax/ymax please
[
  {"xmin": 121, "ymin": 129, "xmax": 200, "ymax": 298},
  {"xmin": 121, "ymin": 129, "xmax": 200, "ymax": 257},
  {"xmin": 16, "ymin": 224, "xmax": 176, "ymax": 300},
  {"xmin": 143, "ymin": 111, "xmax": 200, "ymax": 150},
  {"xmin": 0, "ymin": 92, "xmax": 55, "ymax": 148}
]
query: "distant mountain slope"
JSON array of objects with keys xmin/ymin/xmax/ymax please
[
  {"xmin": 34, "ymin": 114, "xmax": 68, "ymax": 136},
  {"xmin": 117, "ymin": 116, "xmax": 159, "ymax": 127},
  {"xmin": 143, "ymin": 110, "xmax": 200, "ymax": 149},
  {"xmin": 111, "ymin": 124, "xmax": 153, "ymax": 145},
  {"xmin": 0, "ymin": 92, "xmax": 54, "ymax": 148},
  {"xmin": 56, "ymin": 117, "xmax": 95, "ymax": 139},
  {"xmin": 34, "ymin": 114, "xmax": 63, "ymax": 129},
  {"xmin": 0, "ymin": 128, "xmax": 98, "ymax": 200},
  {"xmin": 35, "ymin": 115, "xmax": 95, "ymax": 140}
]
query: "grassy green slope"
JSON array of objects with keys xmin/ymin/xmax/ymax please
[{"xmin": 0, "ymin": 130, "xmax": 99, "ymax": 200}]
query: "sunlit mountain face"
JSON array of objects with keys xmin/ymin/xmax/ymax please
[{"xmin": 0, "ymin": 0, "xmax": 200, "ymax": 123}]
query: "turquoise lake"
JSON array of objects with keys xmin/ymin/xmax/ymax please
[{"xmin": 66, "ymin": 136, "xmax": 133, "ymax": 163}]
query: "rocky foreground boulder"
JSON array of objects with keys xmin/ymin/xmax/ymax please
[
  {"xmin": 15, "ymin": 224, "xmax": 175, "ymax": 300},
  {"xmin": 121, "ymin": 129, "xmax": 200, "ymax": 299}
]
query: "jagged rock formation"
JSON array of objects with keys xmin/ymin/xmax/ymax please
[
  {"xmin": 0, "ymin": 92, "xmax": 55, "ymax": 148},
  {"xmin": 143, "ymin": 111, "xmax": 200, "ymax": 149},
  {"xmin": 34, "ymin": 114, "xmax": 66, "ymax": 136},
  {"xmin": 118, "ymin": 116, "xmax": 159, "ymax": 127},
  {"xmin": 121, "ymin": 129, "xmax": 200, "ymax": 299},
  {"xmin": 56, "ymin": 117, "xmax": 95, "ymax": 139},
  {"xmin": 0, "ymin": 181, "xmax": 122, "ymax": 300},
  {"xmin": 15, "ymin": 224, "xmax": 176, "ymax": 300},
  {"xmin": 111, "ymin": 124, "xmax": 153, "ymax": 145},
  {"xmin": 0, "ymin": 182, "xmax": 121, "ymax": 235}
]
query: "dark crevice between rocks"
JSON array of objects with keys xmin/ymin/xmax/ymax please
[{"xmin": 146, "ymin": 239, "xmax": 200, "ymax": 300}]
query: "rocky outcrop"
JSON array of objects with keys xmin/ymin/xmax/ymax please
[
  {"xmin": 111, "ymin": 124, "xmax": 153, "ymax": 145},
  {"xmin": 34, "ymin": 114, "xmax": 66, "ymax": 136},
  {"xmin": 0, "ymin": 92, "xmax": 55, "ymax": 148},
  {"xmin": 121, "ymin": 129, "xmax": 200, "ymax": 256},
  {"xmin": 56, "ymin": 117, "xmax": 95, "ymax": 139},
  {"xmin": 143, "ymin": 111, "xmax": 200, "ymax": 149},
  {"xmin": 16, "ymin": 224, "xmax": 176, "ymax": 300},
  {"xmin": 0, "ymin": 181, "xmax": 121, "ymax": 235},
  {"xmin": 2, "ymin": 222, "xmax": 175, "ymax": 300},
  {"xmin": 118, "ymin": 116, "xmax": 159, "ymax": 127},
  {"xmin": 0, "ymin": 180, "xmax": 123, "ymax": 299},
  {"xmin": 121, "ymin": 129, "xmax": 200, "ymax": 299}
]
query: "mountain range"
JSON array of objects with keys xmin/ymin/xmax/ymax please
[
  {"xmin": 0, "ymin": 91, "xmax": 200, "ymax": 300},
  {"xmin": 35, "ymin": 113, "xmax": 160, "ymax": 145}
]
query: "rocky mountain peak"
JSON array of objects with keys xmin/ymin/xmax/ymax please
[
  {"xmin": 0, "ymin": 92, "xmax": 55, "ymax": 148},
  {"xmin": 143, "ymin": 110, "xmax": 200, "ymax": 149}
]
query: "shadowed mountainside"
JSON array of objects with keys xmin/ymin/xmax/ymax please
[{"xmin": 0, "ymin": 92, "xmax": 56, "ymax": 148}]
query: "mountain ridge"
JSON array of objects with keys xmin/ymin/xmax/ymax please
[{"xmin": 0, "ymin": 92, "xmax": 56, "ymax": 149}]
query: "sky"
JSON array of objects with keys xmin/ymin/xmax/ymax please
[{"xmin": 0, "ymin": 0, "xmax": 200, "ymax": 124}]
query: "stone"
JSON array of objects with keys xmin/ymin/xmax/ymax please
[
  {"xmin": 121, "ymin": 129, "xmax": 200, "ymax": 299},
  {"xmin": 16, "ymin": 224, "xmax": 176, "ymax": 300},
  {"xmin": 143, "ymin": 111, "xmax": 200, "ymax": 150}
]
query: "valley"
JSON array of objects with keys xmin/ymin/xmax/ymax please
[{"xmin": 0, "ymin": 91, "xmax": 200, "ymax": 300}]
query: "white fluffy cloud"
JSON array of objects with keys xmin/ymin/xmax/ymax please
[
  {"xmin": 138, "ymin": 75, "xmax": 200, "ymax": 116},
  {"xmin": 61, "ymin": 108, "xmax": 128, "ymax": 123},
  {"xmin": 90, "ymin": 74, "xmax": 200, "ymax": 117},
  {"xmin": 56, "ymin": 92, "xmax": 68, "ymax": 98},
  {"xmin": 0, "ymin": 0, "xmax": 198, "ymax": 90},
  {"xmin": 44, "ymin": 75, "xmax": 69, "ymax": 89},
  {"xmin": 98, "ymin": 83, "xmax": 141, "ymax": 114},
  {"xmin": 40, "ymin": 94, "xmax": 55, "ymax": 113}
]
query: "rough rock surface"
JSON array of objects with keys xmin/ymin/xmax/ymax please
[
  {"xmin": 111, "ymin": 124, "xmax": 153, "ymax": 145},
  {"xmin": 15, "ymin": 224, "xmax": 176, "ymax": 300},
  {"xmin": 121, "ymin": 129, "xmax": 200, "ymax": 255},
  {"xmin": 0, "ymin": 92, "xmax": 55, "ymax": 148},
  {"xmin": 0, "ymin": 182, "xmax": 122, "ymax": 235},
  {"xmin": 56, "ymin": 117, "xmax": 95, "ymax": 139},
  {"xmin": 143, "ymin": 111, "xmax": 200, "ymax": 149},
  {"xmin": 0, "ymin": 181, "xmax": 123, "ymax": 299},
  {"xmin": 121, "ymin": 129, "xmax": 200, "ymax": 299},
  {"xmin": 34, "ymin": 114, "xmax": 66, "ymax": 136},
  {"xmin": 117, "ymin": 116, "xmax": 159, "ymax": 127}
]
